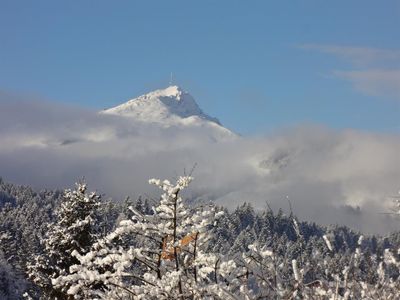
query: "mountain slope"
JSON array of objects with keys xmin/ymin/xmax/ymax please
[{"xmin": 101, "ymin": 85, "xmax": 236, "ymax": 140}]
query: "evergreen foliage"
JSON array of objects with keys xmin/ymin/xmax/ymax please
[
  {"xmin": 0, "ymin": 177, "xmax": 399, "ymax": 299},
  {"xmin": 28, "ymin": 182, "xmax": 102, "ymax": 299}
]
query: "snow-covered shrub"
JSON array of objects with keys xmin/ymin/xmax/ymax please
[
  {"xmin": 237, "ymin": 229, "xmax": 400, "ymax": 299},
  {"xmin": 53, "ymin": 176, "xmax": 239, "ymax": 299}
]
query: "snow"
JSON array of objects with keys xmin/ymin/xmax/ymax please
[
  {"xmin": 101, "ymin": 85, "xmax": 236, "ymax": 140},
  {"xmin": 103, "ymin": 86, "xmax": 214, "ymax": 122},
  {"xmin": 323, "ymin": 235, "xmax": 333, "ymax": 252},
  {"xmin": 50, "ymin": 176, "xmax": 242, "ymax": 299}
]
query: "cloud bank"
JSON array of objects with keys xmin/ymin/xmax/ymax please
[{"xmin": 1, "ymin": 93, "xmax": 400, "ymax": 234}]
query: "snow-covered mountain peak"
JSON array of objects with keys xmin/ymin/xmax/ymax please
[
  {"xmin": 102, "ymin": 85, "xmax": 220, "ymax": 124},
  {"xmin": 101, "ymin": 85, "xmax": 237, "ymax": 141},
  {"xmin": 150, "ymin": 85, "xmax": 183, "ymax": 100}
]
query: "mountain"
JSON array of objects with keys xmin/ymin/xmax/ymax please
[
  {"xmin": 102, "ymin": 85, "xmax": 236, "ymax": 140},
  {"xmin": 103, "ymin": 86, "xmax": 218, "ymax": 123}
]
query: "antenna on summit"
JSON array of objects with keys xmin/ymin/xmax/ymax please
[{"xmin": 169, "ymin": 72, "xmax": 174, "ymax": 86}]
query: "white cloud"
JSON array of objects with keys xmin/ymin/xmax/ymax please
[
  {"xmin": 0, "ymin": 96, "xmax": 400, "ymax": 234},
  {"xmin": 300, "ymin": 44, "xmax": 400, "ymax": 101},
  {"xmin": 300, "ymin": 44, "xmax": 400, "ymax": 67},
  {"xmin": 334, "ymin": 69, "xmax": 400, "ymax": 100}
]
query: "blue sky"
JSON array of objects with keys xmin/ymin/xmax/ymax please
[{"xmin": 1, "ymin": 1, "xmax": 400, "ymax": 134}]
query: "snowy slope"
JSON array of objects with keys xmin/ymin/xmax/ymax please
[{"xmin": 102, "ymin": 85, "xmax": 236, "ymax": 140}]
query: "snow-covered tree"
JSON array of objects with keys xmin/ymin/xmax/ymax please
[
  {"xmin": 0, "ymin": 249, "xmax": 27, "ymax": 300},
  {"xmin": 1, "ymin": 175, "xmax": 400, "ymax": 299},
  {"xmin": 52, "ymin": 176, "xmax": 240, "ymax": 299},
  {"xmin": 28, "ymin": 181, "xmax": 102, "ymax": 299}
]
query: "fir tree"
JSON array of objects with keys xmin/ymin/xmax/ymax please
[
  {"xmin": 28, "ymin": 181, "xmax": 101, "ymax": 299},
  {"xmin": 52, "ymin": 176, "xmax": 239, "ymax": 299}
]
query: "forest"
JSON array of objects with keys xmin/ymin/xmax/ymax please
[{"xmin": 0, "ymin": 176, "xmax": 399, "ymax": 299}]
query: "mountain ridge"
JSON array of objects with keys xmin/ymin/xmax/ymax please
[
  {"xmin": 102, "ymin": 85, "xmax": 220, "ymax": 124},
  {"xmin": 101, "ymin": 85, "xmax": 236, "ymax": 140}
]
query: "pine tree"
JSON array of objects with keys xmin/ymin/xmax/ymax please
[
  {"xmin": 0, "ymin": 249, "xmax": 26, "ymax": 300},
  {"xmin": 52, "ymin": 176, "xmax": 240, "ymax": 299},
  {"xmin": 28, "ymin": 182, "xmax": 101, "ymax": 299}
]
